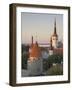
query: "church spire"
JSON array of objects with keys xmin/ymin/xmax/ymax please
[
  {"xmin": 54, "ymin": 19, "xmax": 57, "ymax": 35},
  {"xmin": 31, "ymin": 36, "xmax": 33, "ymax": 45},
  {"xmin": 51, "ymin": 19, "xmax": 58, "ymax": 48}
]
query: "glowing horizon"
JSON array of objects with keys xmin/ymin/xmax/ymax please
[{"xmin": 21, "ymin": 12, "xmax": 63, "ymax": 44}]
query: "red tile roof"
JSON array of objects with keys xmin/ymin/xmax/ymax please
[{"xmin": 53, "ymin": 48, "xmax": 63, "ymax": 55}]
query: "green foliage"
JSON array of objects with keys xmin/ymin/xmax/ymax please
[
  {"xmin": 47, "ymin": 54, "xmax": 63, "ymax": 64},
  {"xmin": 43, "ymin": 60, "xmax": 52, "ymax": 71},
  {"xmin": 22, "ymin": 44, "xmax": 29, "ymax": 53},
  {"xmin": 43, "ymin": 54, "xmax": 63, "ymax": 72},
  {"xmin": 21, "ymin": 44, "xmax": 29, "ymax": 69},
  {"xmin": 22, "ymin": 53, "xmax": 29, "ymax": 69},
  {"xmin": 46, "ymin": 64, "xmax": 63, "ymax": 75}
]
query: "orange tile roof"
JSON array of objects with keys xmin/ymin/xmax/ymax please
[{"xmin": 29, "ymin": 42, "xmax": 41, "ymax": 58}]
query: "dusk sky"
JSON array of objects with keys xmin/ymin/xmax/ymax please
[{"xmin": 21, "ymin": 12, "xmax": 63, "ymax": 44}]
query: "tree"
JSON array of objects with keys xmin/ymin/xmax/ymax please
[
  {"xmin": 47, "ymin": 54, "xmax": 63, "ymax": 64},
  {"xmin": 43, "ymin": 54, "xmax": 63, "ymax": 71},
  {"xmin": 22, "ymin": 53, "xmax": 29, "ymax": 69}
]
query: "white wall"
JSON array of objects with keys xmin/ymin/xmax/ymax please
[{"xmin": 0, "ymin": 0, "xmax": 72, "ymax": 90}]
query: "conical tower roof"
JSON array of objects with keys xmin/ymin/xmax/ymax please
[
  {"xmin": 29, "ymin": 41, "xmax": 41, "ymax": 58},
  {"xmin": 52, "ymin": 19, "xmax": 58, "ymax": 37}
]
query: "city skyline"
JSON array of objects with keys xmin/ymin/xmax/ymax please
[{"xmin": 21, "ymin": 12, "xmax": 63, "ymax": 44}]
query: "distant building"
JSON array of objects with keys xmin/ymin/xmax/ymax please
[{"xmin": 41, "ymin": 48, "xmax": 49, "ymax": 59}]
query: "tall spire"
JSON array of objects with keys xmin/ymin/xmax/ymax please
[
  {"xmin": 32, "ymin": 36, "xmax": 33, "ymax": 45},
  {"xmin": 54, "ymin": 19, "xmax": 57, "ymax": 35},
  {"xmin": 35, "ymin": 32, "xmax": 38, "ymax": 46}
]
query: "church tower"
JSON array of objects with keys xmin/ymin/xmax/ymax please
[
  {"xmin": 49, "ymin": 38, "xmax": 53, "ymax": 55},
  {"xmin": 28, "ymin": 36, "xmax": 43, "ymax": 76},
  {"xmin": 51, "ymin": 19, "xmax": 58, "ymax": 48}
]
